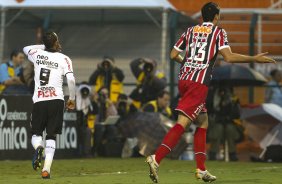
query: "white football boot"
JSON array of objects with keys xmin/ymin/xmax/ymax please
[
  {"xmin": 146, "ymin": 155, "xmax": 159, "ymax": 183},
  {"xmin": 195, "ymin": 168, "xmax": 217, "ymax": 183}
]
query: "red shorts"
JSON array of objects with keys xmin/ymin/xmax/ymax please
[{"xmin": 175, "ymin": 80, "xmax": 208, "ymax": 121}]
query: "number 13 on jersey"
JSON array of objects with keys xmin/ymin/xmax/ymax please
[{"xmin": 188, "ymin": 42, "xmax": 207, "ymax": 62}]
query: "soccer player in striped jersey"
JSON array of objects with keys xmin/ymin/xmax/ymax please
[{"xmin": 146, "ymin": 2, "xmax": 276, "ymax": 183}]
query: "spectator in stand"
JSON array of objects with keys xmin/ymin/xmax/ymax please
[
  {"xmin": 142, "ymin": 90, "xmax": 173, "ymax": 119},
  {"xmin": 265, "ymin": 69, "xmax": 282, "ymax": 107},
  {"xmin": 129, "ymin": 58, "xmax": 167, "ymax": 109},
  {"xmin": 89, "ymin": 56, "xmax": 124, "ymax": 103},
  {"xmin": 0, "ymin": 50, "xmax": 29, "ymax": 94},
  {"xmin": 116, "ymin": 93, "xmax": 138, "ymax": 119},
  {"xmin": 21, "ymin": 62, "xmax": 35, "ymax": 93},
  {"xmin": 208, "ymin": 87, "xmax": 243, "ymax": 161},
  {"xmin": 76, "ymin": 82, "xmax": 98, "ymax": 157},
  {"xmin": 92, "ymin": 86, "xmax": 118, "ymax": 156}
]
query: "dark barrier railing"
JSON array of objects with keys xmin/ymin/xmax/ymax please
[
  {"xmin": 0, "ymin": 83, "xmax": 280, "ymax": 160},
  {"xmin": 0, "ymin": 95, "xmax": 78, "ymax": 160},
  {"xmin": 249, "ymin": 13, "xmax": 258, "ymax": 103}
]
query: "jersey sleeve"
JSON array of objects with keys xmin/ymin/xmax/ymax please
[
  {"xmin": 63, "ymin": 56, "xmax": 74, "ymax": 76},
  {"xmin": 64, "ymin": 56, "xmax": 76, "ymax": 100},
  {"xmin": 23, "ymin": 45, "xmax": 45, "ymax": 63},
  {"xmin": 174, "ymin": 32, "xmax": 186, "ymax": 52},
  {"xmin": 218, "ymin": 29, "xmax": 230, "ymax": 50}
]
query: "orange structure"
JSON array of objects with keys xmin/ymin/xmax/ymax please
[{"xmin": 169, "ymin": 0, "xmax": 272, "ymax": 14}]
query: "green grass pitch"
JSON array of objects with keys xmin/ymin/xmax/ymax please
[{"xmin": 0, "ymin": 158, "xmax": 281, "ymax": 184}]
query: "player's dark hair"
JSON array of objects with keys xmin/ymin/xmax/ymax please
[
  {"xmin": 270, "ymin": 69, "xmax": 279, "ymax": 77},
  {"xmin": 157, "ymin": 90, "xmax": 170, "ymax": 98},
  {"xmin": 201, "ymin": 2, "xmax": 220, "ymax": 22},
  {"xmin": 42, "ymin": 31, "xmax": 58, "ymax": 50},
  {"xmin": 10, "ymin": 49, "xmax": 23, "ymax": 60}
]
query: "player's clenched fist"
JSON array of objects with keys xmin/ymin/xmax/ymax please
[{"xmin": 66, "ymin": 99, "xmax": 75, "ymax": 110}]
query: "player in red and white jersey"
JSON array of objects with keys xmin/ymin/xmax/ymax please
[
  {"xmin": 146, "ymin": 2, "xmax": 276, "ymax": 183},
  {"xmin": 23, "ymin": 32, "xmax": 76, "ymax": 179},
  {"xmin": 175, "ymin": 21, "xmax": 230, "ymax": 85}
]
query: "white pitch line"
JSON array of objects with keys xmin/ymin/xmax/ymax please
[
  {"xmin": 254, "ymin": 166, "xmax": 282, "ymax": 170},
  {"xmin": 79, "ymin": 170, "xmax": 153, "ymax": 176},
  {"xmin": 80, "ymin": 171, "xmax": 128, "ymax": 176}
]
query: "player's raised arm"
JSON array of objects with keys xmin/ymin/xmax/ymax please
[
  {"xmin": 219, "ymin": 47, "xmax": 276, "ymax": 64},
  {"xmin": 23, "ymin": 44, "xmax": 45, "ymax": 55},
  {"xmin": 23, "ymin": 45, "xmax": 45, "ymax": 63}
]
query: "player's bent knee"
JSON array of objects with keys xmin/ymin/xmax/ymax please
[
  {"xmin": 200, "ymin": 121, "xmax": 208, "ymax": 129},
  {"xmin": 196, "ymin": 113, "xmax": 209, "ymax": 128},
  {"xmin": 197, "ymin": 120, "xmax": 209, "ymax": 129},
  {"xmin": 177, "ymin": 113, "xmax": 192, "ymax": 128},
  {"xmin": 46, "ymin": 135, "xmax": 56, "ymax": 140}
]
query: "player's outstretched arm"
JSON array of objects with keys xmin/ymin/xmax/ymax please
[
  {"xmin": 170, "ymin": 48, "xmax": 183, "ymax": 64},
  {"xmin": 219, "ymin": 47, "xmax": 276, "ymax": 64}
]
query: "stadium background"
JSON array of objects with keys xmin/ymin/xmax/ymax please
[
  {"xmin": 1, "ymin": 0, "xmax": 282, "ymax": 103},
  {"xmin": 0, "ymin": 0, "xmax": 282, "ymax": 183}
]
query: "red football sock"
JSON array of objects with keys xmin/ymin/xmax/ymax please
[
  {"xmin": 155, "ymin": 123, "xmax": 185, "ymax": 164},
  {"xmin": 194, "ymin": 127, "xmax": 207, "ymax": 171}
]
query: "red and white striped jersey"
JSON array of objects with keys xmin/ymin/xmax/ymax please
[{"xmin": 174, "ymin": 22, "xmax": 230, "ymax": 85}]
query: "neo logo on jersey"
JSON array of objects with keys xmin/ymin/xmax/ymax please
[
  {"xmin": 193, "ymin": 26, "xmax": 212, "ymax": 34},
  {"xmin": 36, "ymin": 55, "xmax": 58, "ymax": 68}
]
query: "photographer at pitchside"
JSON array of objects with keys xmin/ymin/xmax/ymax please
[
  {"xmin": 129, "ymin": 58, "xmax": 167, "ymax": 109},
  {"xmin": 92, "ymin": 86, "xmax": 118, "ymax": 156},
  {"xmin": 89, "ymin": 56, "xmax": 124, "ymax": 103}
]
